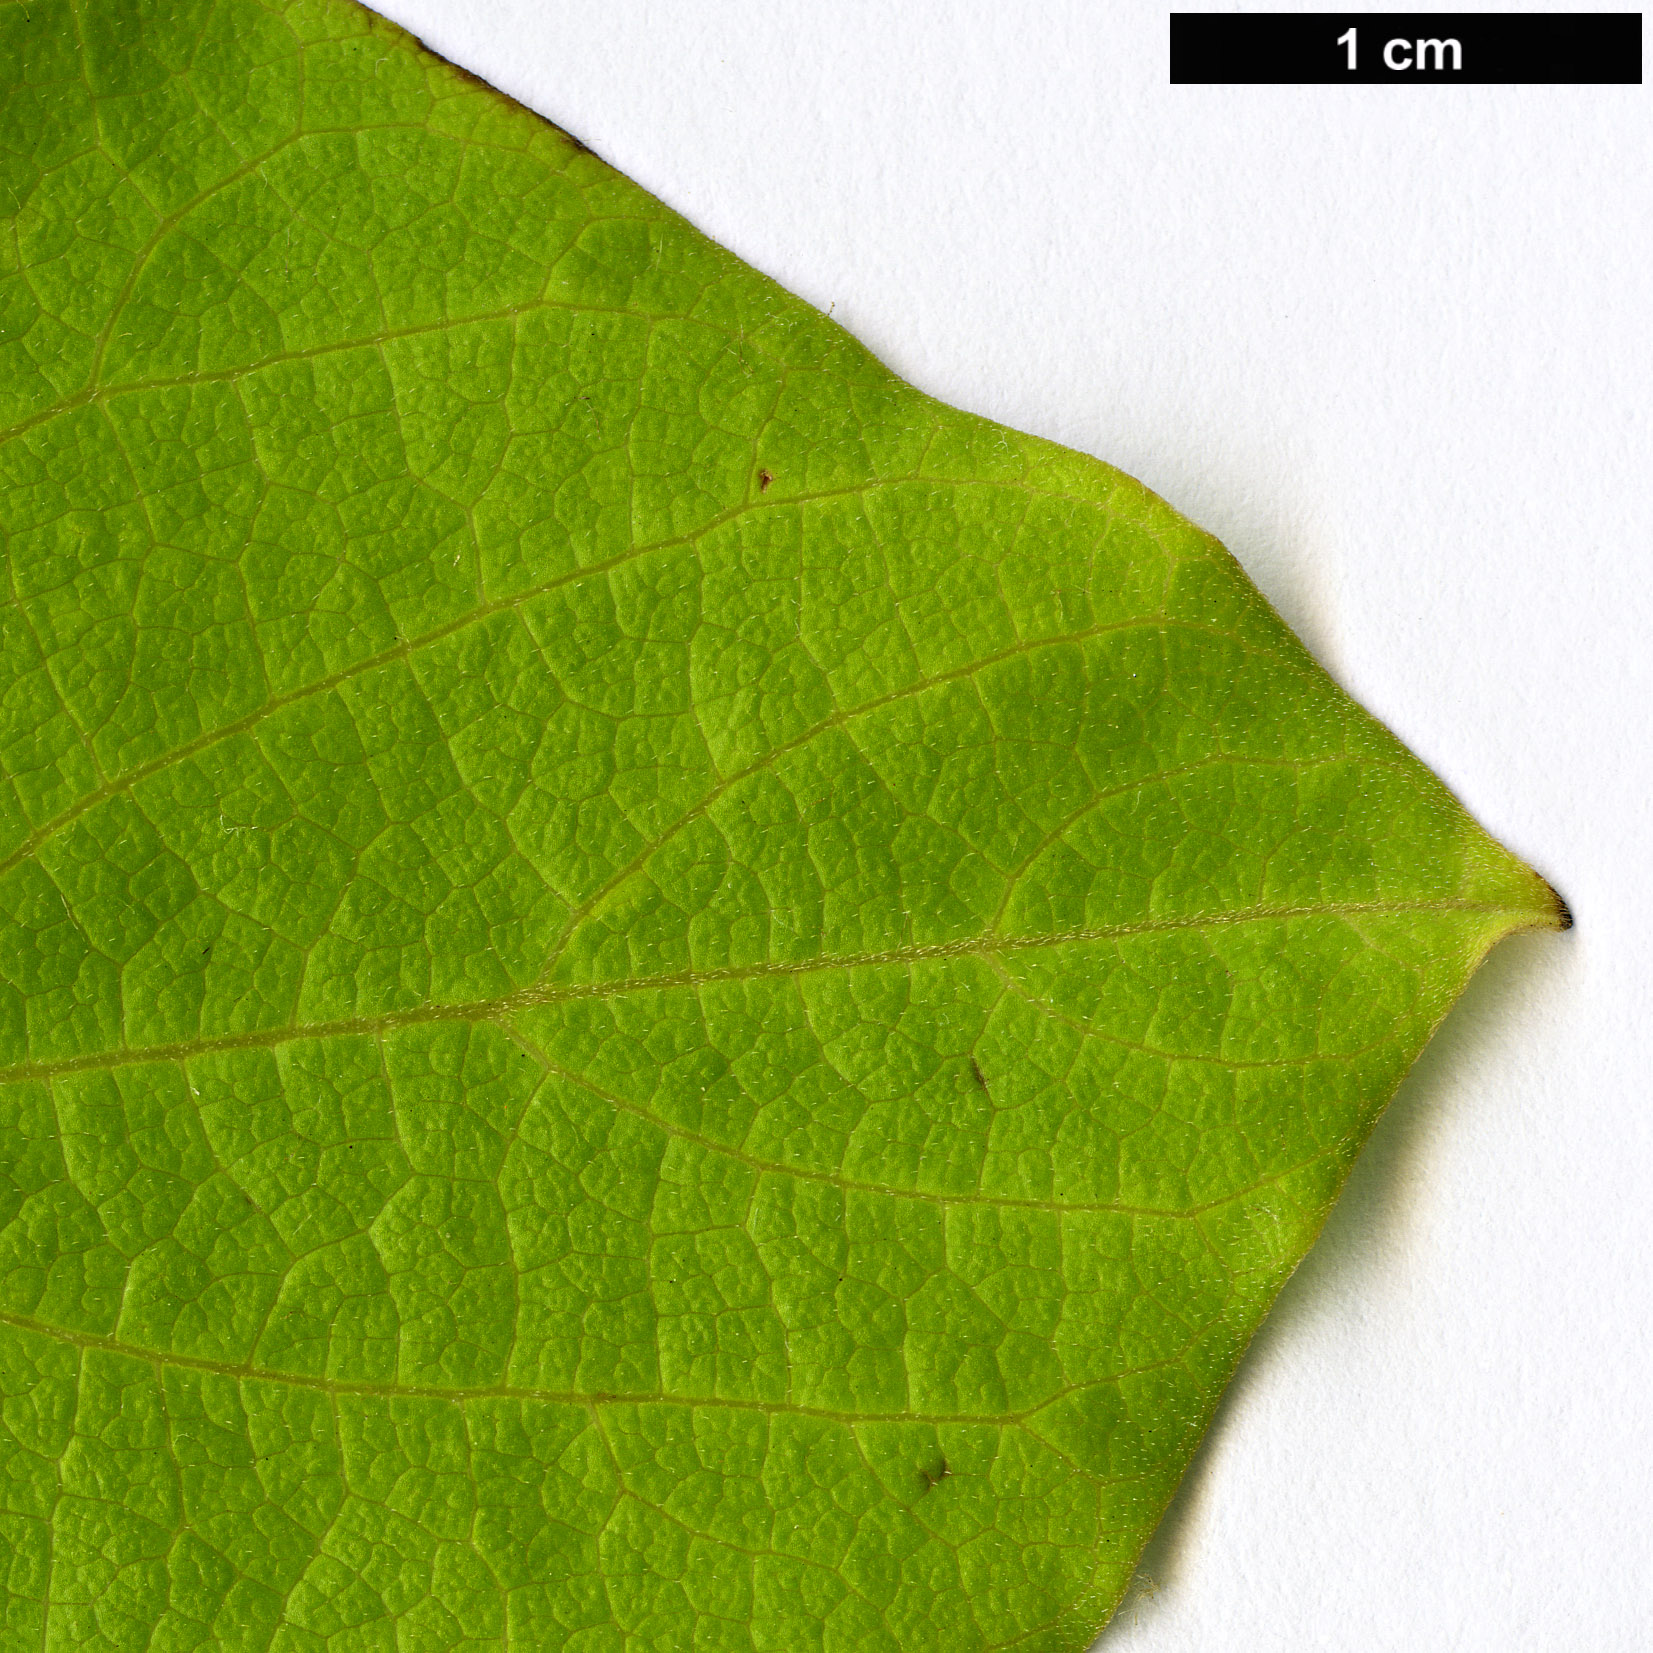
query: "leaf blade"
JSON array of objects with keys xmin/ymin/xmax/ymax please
[{"xmin": 0, "ymin": 1, "xmax": 1563, "ymax": 1647}]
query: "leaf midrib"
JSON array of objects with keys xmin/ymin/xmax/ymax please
[
  {"xmin": 0, "ymin": 897, "xmax": 1536, "ymax": 1092},
  {"xmin": 0, "ymin": 1304, "xmax": 1227, "ymax": 1433}
]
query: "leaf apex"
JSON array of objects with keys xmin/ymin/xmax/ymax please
[{"xmin": 1539, "ymin": 876, "xmax": 1574, "ymax": 932}]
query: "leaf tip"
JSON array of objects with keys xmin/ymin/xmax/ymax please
[{"xmin": 1542, "ymin": 878, "xmax": 1574, "ymax": 932}]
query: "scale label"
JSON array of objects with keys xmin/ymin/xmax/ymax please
[{"xmin": 1169, "ymin": 12, "xmax": 1642, "ymax": 83}]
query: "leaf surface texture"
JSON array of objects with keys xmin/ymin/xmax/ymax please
[{"xmin": 0, "ymin": 3, "xmax": 1563, "ymax": 1647}]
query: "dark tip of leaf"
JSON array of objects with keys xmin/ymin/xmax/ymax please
[{"xmin": 1544, "ymin": 880, "xmax": 1574, "ymax": 931}]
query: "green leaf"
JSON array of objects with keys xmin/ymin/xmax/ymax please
[{"xmin": 0, "ymin": 1, "xmax": 1564, "ymax": 1647}]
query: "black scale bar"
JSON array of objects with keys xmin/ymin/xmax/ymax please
[{"xmin": 1170, "ymin": 12, "xmax": 1642, "ymax": 83}]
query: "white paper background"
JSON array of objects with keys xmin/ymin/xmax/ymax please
[{"xmin": 368, "ymin": 3, "xmax": 1650, "ymax": 1644}]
